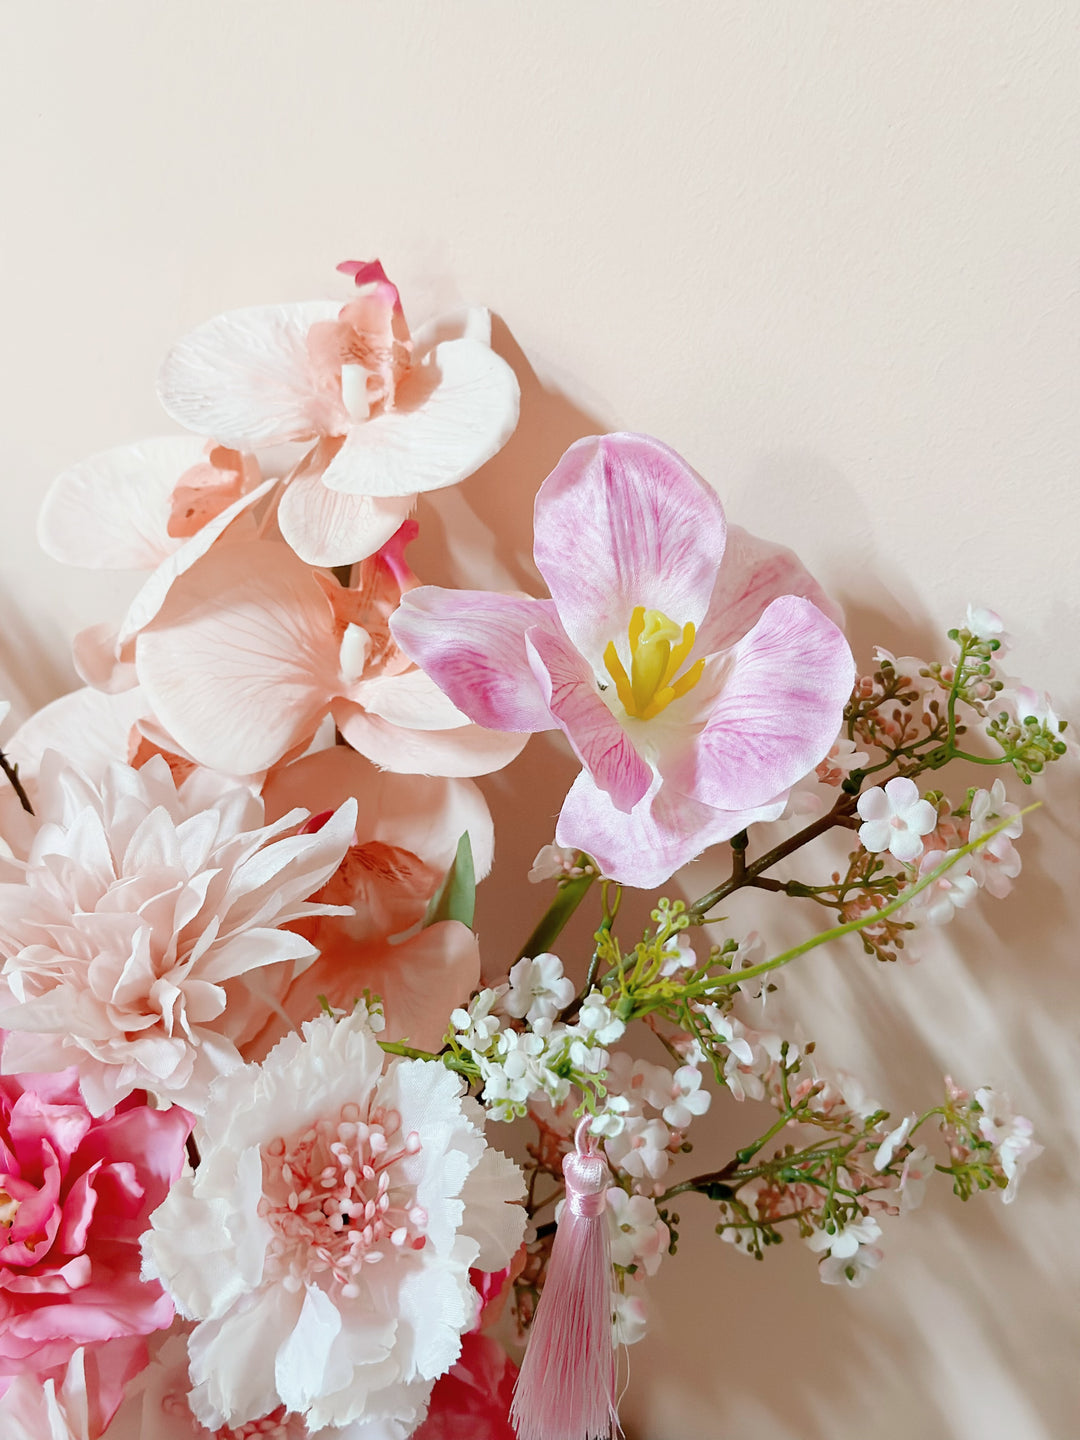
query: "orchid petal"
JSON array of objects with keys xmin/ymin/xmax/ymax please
[
  {"xmin": 261, "ymin": 747, "xmax": 494, "ymax": 878},
  {"xmin": 665, "ymin": 596, "xmax": 855, "ymax": 811},
  {"xmin": 116, "ymin": 478, "xmax": 274, "ymax": 646},
  {"xmin": 390, "ymin": 588, "xmax": 559, "ymax": 733},
  {"xmin": 38, "ymin": 436, "xmax": 210, "ymax": 569},
  {"xmin": 136, "ymin": 541, "xmax": 339, "ymax": 774},
  {"xmin": 158, "ymin": 300, "xmax": 343, "ymax": 447},
  {"xmin": 410, "ymin": 305, "xmax": 493, "ymax": 357},
  {"xmin": 277, "ymin": 464, "xmax": 415, "ymax": 567},
  {"xmin": 525, "ymin": 625, "xmax": 650, "ymax": 813},
  {"xmin": 72, "ymin": 623, "xmax": 137, "ymax": 694},
  {"xmin": 556, "ymin": 771, "xmax": 786, "ymax": 890},
  {"xmin": 351, "ymin": 668, "xmax": 474, "ymax": 732},
  {"xmin": 320, "ymin": 338, "xmax": 519, "ymax": 498},
  {"xmin": 6, "ymin": 687, "xmax": 147, "ymax": 785},
  {"xmin": 695, "ymin": 523, "xmax": 845, "ymax": 653},
  {"xmin": 532, "ymin": 433, "xmax": 727, "ymax": 665},
  {"xmin": 333, "ymin": 701, "xmax": 528, "ymax": 779}
]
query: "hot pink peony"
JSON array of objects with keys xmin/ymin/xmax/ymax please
[
  {"xmin": 0, "ymin": 1060, "xmax": 191, "ymax": 1393},
  {"xmin": 391, "ymin": 432, "xmax": 855, "ymax": 886}
]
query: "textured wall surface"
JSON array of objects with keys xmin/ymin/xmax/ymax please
[{"xmin": 1, "ymin": 5, "xmax": 1077, "ymax": 1437}]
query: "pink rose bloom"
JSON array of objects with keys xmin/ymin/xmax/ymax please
[
  {"xmin": 0, "ymin": 1061, "xmax": 191, "ymax": 1391},
  {"xmin": 391, "ymin": 433, "xmax": 854, "ymax": 887}
]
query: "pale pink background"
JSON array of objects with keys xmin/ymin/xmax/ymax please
[{"xmin": 1, "ymin": 6, "xmax": 1078, "ymax": 1438}]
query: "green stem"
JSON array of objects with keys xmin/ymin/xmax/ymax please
[
  {"xmin": 377, "ymin": 1039, "xmax": 476, "ymax": 1077},
  {"xmin": 516, "ymin": 864, "xmax": 598, "ymax": 961}
]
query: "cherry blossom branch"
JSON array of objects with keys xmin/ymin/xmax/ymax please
[{"xmin": 0, "ymin": 749, "xmax": 33, "ymax": 815}]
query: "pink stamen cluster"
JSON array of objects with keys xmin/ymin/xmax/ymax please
[{"xmin": 260, "ymin": 1103, "xmax": 427, "ymax": 1298}]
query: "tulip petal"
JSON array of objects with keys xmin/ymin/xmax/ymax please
[
  {"xmin": 665, "ymin": 596, "xmax": 855, "ymax": 811},
  {"xmin": 158, "ymin": 300, "xmax": 343, "ymax": 447},
  {"xmin": 556, "ymin": 770, "xmax": 786, "ymax": 890},
  {"xmin": 390, "ymin": 588, "xmax": 560, "ymax": 733},
  {"xmin": 695, "ymin": 523, "xmax": 845, "ymax": 654},
  {"xmin": 525, "ymin": 625, "xmax": 650, "ymax": 813},
  {"xmin": 38, "ymin": 436, "xmax": 210, "ymax": 569},
  {"xmin": 136, "ymin": 542, "xmax": 339, "ymax": 774},
  {"xmin": 532, "ymin": 433, "xmax": 727, "ymax": 665},
  {"xmin": 333, "ymin": 702, "xmax": 528, "ymax": 779},
  {"xmin": 320, "ymin": 338, "xmax": 519, "ymax": 497},
  {"xmin": 277, "ymin": 465, "xmax": 415, "ymax": 567}
]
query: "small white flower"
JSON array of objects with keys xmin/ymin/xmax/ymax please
[
  {"xmin": 908, "ymin": 849, "xmax": 978, "ymax": 926},
  {"xmin": 604, "ymin": 1115, "xmax": 672, "ymax": 1181},
  {"xmin": 660, "ymin": 1066, "xmax": 712, "ymax": 1129},
  {"xmin": 451, "ymin": 987, "xmax": 505, "ymax": 1055},
  {"xmin": 965, "ymin": 603, "xmax": 1009, "ymax": 652},
  {"xmin": 502, "ymin": 952, "xmax": 575, "ymax": 1025},
  {"xmin": 606, "ymin": 1190, "xmax": 669, "ymax": 1276},
  {"xmin": 807, "ymin": 1216, "xmax": 884, "ymax": 1288},
  {"xmin": 590, "ymin": 1093, "xmax": 631, "ymax": 1138},
  {"xmin": 974, "ymin": 1087, "xmax": 1042, "ymax": 1203},
  {"xmin": 576, "ymin": 993, "xmax": 626, "ymax": 1046},
  {"xmin": 659, "ymin": 931, "xmax": 696, "ymax": 976},
  {"xmin": 528, "ymin": 844, "xmax": 587, "ymax": 883},
  {"xmin": 612, "ymin": 1291, "xmax": 649, "ymax": 1346},
  {"xmin": 874, "ymin": 1114, "xmax": 916, "ymax": 1171},
  {"xmin": 898, "ymin": 1144, "xmax": 933, "ymax": 1211},
  {"xmin": 857, "ymin": 777, "xmax": 938, "ymax": 863}
]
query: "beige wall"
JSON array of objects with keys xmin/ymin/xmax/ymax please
[{"xmin": 1, "ymin": 5, "xmax": 1077, "ymax": 1437}]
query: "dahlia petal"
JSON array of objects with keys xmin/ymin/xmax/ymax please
[
  {"xmin": 135, "ymin": 541, "xmax": 340, "ymax": 774},
  {"xmin": 532, "ymin": 433, "xmax": 727, "ymax": 664},
  {"xmin": 321, "ymin": 338, "xmax": 519, "ymax": 498},
  {"xmin": 262, "ymin": 747, "xmax": 495, "ymax": 879},
  {"xmin": 38, "ymin": 436, "xmax": 209, "ymax": 570},
  {"xmin": 524, "ymin": 626, "xmax": 650, "ymax": 812},
  {"xmin": 333, "ymin": 703, "xmax": 528, "ymax": 779},
  {"xmin": 695, "ymin": 523, "xmax": 845, "ymax": 654},
  {"xmin": 556, "ymin": 770, "xmax": 787, "ymax": 890},
  {"xmin": 666, "ymin": 596, "xmax": 855, "ymax": 811},
  {"xmin": 157, "ymin": 300, "xmax": 343, "ymax": 447},
  {"xmin": 390, "ymin": 588, "xmax": 559, "ymax": 733},
  {"xmin": 278, "ymin": 464, "xmax": 416, "ymax": 567}
]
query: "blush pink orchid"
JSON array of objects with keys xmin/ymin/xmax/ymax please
[
  {"xmin": 155, "ymin": 260, "xmax": 520, "ymax": 567},
  {"xmin": 133, "ymin": 524, "xmax": 527, "ymax": 779},
  {"xmin": 0, "ymin": 1059, "xmax": 191, "ymax": 1395},
  {"xmin": 391, "ymin": 433, "xmax": 855, "ymax": 887}
]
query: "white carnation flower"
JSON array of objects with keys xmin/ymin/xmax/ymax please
[{"xmin": 142, "ymin": 1010, "xmax": 526, "ymax": 1434}]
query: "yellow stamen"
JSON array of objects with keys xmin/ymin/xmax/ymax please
[{"xmin": 602, "ymin": 606, "xmax": 705, "ymax": 719}]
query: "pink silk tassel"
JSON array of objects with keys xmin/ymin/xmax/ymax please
[{"xmin": 511, "ymin": 1120, "xmax": 619, "ymax": 1440}]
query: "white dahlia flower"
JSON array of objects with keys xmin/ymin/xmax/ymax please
[
  {"xmin": 142, "ymin": 1009, "xmax": 526, "ymax": 1435},
  {"xmin": 0, "ymin": 755, "xmax": 356, "ymax": 1114}
]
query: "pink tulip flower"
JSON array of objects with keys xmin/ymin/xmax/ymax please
[{"xmin": 391, "ymin": 433, "xmax": 855, "ymax": 887}]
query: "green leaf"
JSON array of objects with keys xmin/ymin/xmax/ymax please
[{"xmin": 423, "ymin": 832, "xmax": 475, "ymax": 930}]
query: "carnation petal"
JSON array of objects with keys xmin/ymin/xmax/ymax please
[{"xmin": 532, "ymin": 433, "xmax": 727, "ymax": 664}]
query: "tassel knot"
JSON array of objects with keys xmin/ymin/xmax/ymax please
[{"xmin": 511, "ymin": 1119, "xmax": 620, "ymax": 1440}]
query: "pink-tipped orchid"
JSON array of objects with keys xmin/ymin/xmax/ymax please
[
  {"xmin": 391, "ymin": 433, "xmax": 855, "ymax": 887},
  {"xmin": 133, "ymin": 524, "xmax": 527, "ymax": 779},
  {"xmin": 154, "ymin": 261, "xmax": 520, "ymax": 566}
]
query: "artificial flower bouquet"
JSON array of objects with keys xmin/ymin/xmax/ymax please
[{"xmin": 0, "ymin": 260, "xmax": 1068, "ymax": 1440}]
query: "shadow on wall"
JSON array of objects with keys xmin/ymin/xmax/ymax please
[{"xmin": 422, "ymin": 346, "xmax": 1080, "ymax": 1440}]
